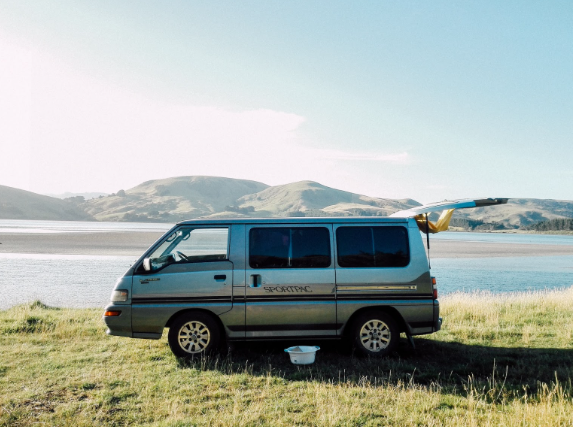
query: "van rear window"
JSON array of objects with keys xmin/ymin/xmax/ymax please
[
  {"xmin": 249, "ymin": 227, "xmax": 331, "ymax": 269},
  {"xmin": 336, "ymin": 226, "xmax": 409, "ymax": 268}
]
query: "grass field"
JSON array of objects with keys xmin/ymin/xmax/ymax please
[{"xmin": 1, "ymin": 288, "xmax": 573, "ymax": 426}]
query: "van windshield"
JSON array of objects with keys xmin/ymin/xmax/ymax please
[{"xmin": 146, "ymin": 227, "xmax": 229, "ymax": 271}]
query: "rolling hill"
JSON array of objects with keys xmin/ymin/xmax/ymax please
[
  {"xmin": 452, "ymin": 198, "xmax": 573, "ymax": 229},
  {"xmin": 236, "ymin": 181, "xmax": 419, "ymax": 217},
  {"xmin": 82, "ymin": 176, "xmax": 269, "ymax": 222},
  {"xmin": 82, "ymin": 177, "xmax": 420, "ymax": 222},
  {"xmin": 1, "ymin": 177, "xmax": 572, "ymax": 229},
  {"xmin": 0, "ymin": 185, "xmax": 94, "ymax": 221}
]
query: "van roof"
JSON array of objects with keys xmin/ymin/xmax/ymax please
[{"xmin": 177, "ymin": 217, "xmax": 411, "ymax": 226}]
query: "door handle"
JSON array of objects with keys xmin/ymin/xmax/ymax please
[
  {"xmin": 214, "ymin": 274, "xmax": 226, "ymax": 280},
  {"xmin": 250, "ymin": 274, "xmax": 261, "ymax": 288},
  {"xmin": 140, "ymin": 278, "xmax": 160, "ymax": 284}
]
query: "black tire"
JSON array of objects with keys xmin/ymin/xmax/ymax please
[
  {"xmin": 168, "ymin": 312, "xmax": 221, "ymax": 358},
  {"xmin": 351, "ymin": 311, "xmax": 398, "ymax": 357}
]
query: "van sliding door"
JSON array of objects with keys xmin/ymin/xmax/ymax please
[{"xmin": 245, "ymin": 225, "xmax": 336, "ymax": 338}]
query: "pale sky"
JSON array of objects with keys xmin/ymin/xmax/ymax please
[{"xmin": 1, "ymin": 1, "xmax": 572, "ymax": 203}]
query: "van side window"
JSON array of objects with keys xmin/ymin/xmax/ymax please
[
  {"xmin": 249, "ymin": 227, "xmax": 331, "ymax": 268},
  {"xmin": 291, "ymin": 228, "xmax": 331, "ymax": 268},
  {"xmin": 336, "ymin": 226, "xmax": 409, "ymax": 268}
]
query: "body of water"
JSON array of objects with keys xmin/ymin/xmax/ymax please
[
  {"xmin": 0, "ymin": 253, "xmax": 135, "ymax": 310},
  {"xmin": 431, "ymin": 255, "xmax": 573, "ymax": 294},
  {"xmin": 431, "ymin": 231, "xmax": 573, "ymax": 294},
  {"xmin": 1, "ymin": 221, "xmax": 572, "ymax": 309}
]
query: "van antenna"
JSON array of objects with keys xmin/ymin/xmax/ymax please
[{"xmin": 425, "ymin": 213, "xmax": 431, "ymax": 269}]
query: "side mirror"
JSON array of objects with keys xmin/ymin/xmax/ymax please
[{"xmin": 143, "ymin": 258, "xmax": 151, "ymax": 272}]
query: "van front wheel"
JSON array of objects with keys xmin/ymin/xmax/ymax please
[
  {"xmin": 352, "ymin": 311, "xmax": 398, "ymax": 357},
  {"xmin": 168, "ymin": 312, "xmax": 220, "ymax": 358}
]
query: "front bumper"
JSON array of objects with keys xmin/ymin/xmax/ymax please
[{"xmin": 102, "ymin": 304, "xmax": 132, "ymax": 337}]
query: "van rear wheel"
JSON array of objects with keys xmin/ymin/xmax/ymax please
[
  {"xmin": 168, "ymin": 312, "xmax": 220, "ymax": 358},
  {"xmin": 352, "ymin": 311, "xmax": 398, "ymax": 357}
]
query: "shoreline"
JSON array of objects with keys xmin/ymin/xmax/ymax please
[
  {"xmin": 426, "ymin": 240, "xmax": 573, "ymax": 258},
  {"xmin": 447, "ymin": 227, "xmax": 573, "ymax": 235},
  {"xmin": 1, "ymin": 230, "xmax": 573, "ymax": 258}
]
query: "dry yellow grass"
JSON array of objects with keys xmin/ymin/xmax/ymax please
[
  {"xmin": 1, "ymin": 289, "xmax": 573, "ymax": 426},
  {"xmin": 439, "ymin": 287, "xmax": 573, "ymax": 348}
]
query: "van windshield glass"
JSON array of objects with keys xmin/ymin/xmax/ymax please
[{"xmin": 146, "ymin": 227, "xmax": 228, "ymax": 271}]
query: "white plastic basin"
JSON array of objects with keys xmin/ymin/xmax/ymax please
[{"xmin": 284, "ymin": 345, "xmax": 320, "ymax": 365}]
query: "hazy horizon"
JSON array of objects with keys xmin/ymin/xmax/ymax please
[{"xmin": 1, "ymin": 2, "xmax": 572, "ymax": 204}]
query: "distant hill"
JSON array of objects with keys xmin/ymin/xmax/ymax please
[
  {"xmin": 2, "ymin": 177, "xmax": 572, "ymax": 228},
  {"xmin": 0, "ymin": 185, "xmax": 94, "ymax": 221},
  {"xmin": 452, "ymin": 198, "xmax": 573, "ymax": 229},
  {"xmin": 82, "ymin": 176, "xmax": 269, "ymax": 222},
  {"xmin": 81, "ymin": 177, "xmax": 421, "ymax": 222},
  {"xmin": 236, "ymin": 181, "xmax": 419, "ymax": 217}
]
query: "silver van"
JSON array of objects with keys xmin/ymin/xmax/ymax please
[{"xmin": 103, "ymin": 198, "xmax": 507, "ymax": 358}]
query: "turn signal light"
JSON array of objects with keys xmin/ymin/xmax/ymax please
[{"xmin": 104, "ymin": 310, "xmax": 122, "ymax": 317}]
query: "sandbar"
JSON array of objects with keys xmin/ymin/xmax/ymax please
[
  {"xmin": 1, "ymin": 231, "xmax": 573, "ymax": 258},
  {"xmin": 0, "ymin": 232, "xmax": 165, "ymax": 256}
]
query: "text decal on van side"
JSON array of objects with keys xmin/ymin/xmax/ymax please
[{"xmin": 263, "ymin": 286, "xmax": 312, "ymax": 293}]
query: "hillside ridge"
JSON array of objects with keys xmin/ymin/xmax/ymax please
[
  {"xmin": 1, "ymin": 177, "xmax": 572, "ymax": 228},
  {"xmin": 0, "ymin": 185, "xmax": 94, "ymax": 221}
]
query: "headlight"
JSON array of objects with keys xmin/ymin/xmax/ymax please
[{"xmin": 111, "ymin": 289, "xmax": 128, "ymax": 302}]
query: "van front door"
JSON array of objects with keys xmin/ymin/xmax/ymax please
[
  {"xmin": 245, "ymin": 225, "xmax": 336, "ymax": 338},
  {"xmin": 131, "ymin": 227, "xmax": 233, "ymax": 334}
]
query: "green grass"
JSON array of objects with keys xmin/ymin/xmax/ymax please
[{"xmin": 1, "ymin": 288, "xmax": 573, "ymax": 426}]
